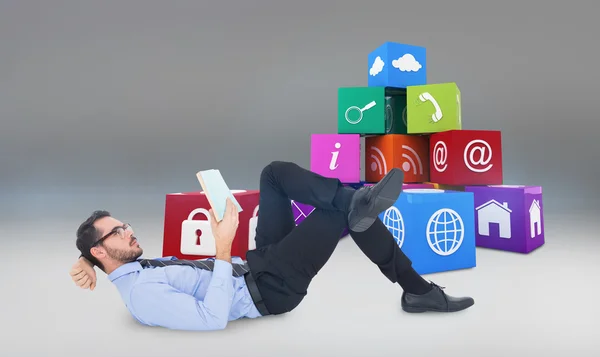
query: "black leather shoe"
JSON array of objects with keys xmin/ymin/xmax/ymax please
[
  {"xmin": 401, "ymin": 282, "xmax": 475, "ymax": 313},
  {"xmin": 348, "ymin": 168, "xmax": 404, "ymax": 232}
]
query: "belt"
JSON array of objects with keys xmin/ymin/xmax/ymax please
[{"xmin": 244, "ymin": 269, "xmax": 271, "ymax": 316}]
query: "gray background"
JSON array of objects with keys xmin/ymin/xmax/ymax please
[
  {"xmin": 2, "ymin": 0, "xmax": 599, "ymax": 222},
  {"xmin": 2, "ymin": 1, "xmax": 599, "ymax": 356}
]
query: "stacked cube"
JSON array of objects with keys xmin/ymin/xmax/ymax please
[
  {"xmin": 293, "ymin": 42, "xmax": 545, "ymax": 275},
  {"xmin": 162, "ymin": 190, "xmax": 261, "ymax": 261}
]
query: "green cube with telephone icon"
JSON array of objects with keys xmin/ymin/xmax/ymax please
[
  {"xmin": 406, "ymin": 82, "xmax": 462, "ymax": 134},
  {"xmin": 337, "ymin": 86, "xmax": 408, "ymax": 135}
]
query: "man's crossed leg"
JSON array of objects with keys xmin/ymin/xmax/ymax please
[{"xmin": 245, "ymin": 161, "xmax": 474, "ymax": 315}]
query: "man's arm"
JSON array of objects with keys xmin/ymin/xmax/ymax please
[{"xmin": 130, "ymin": 259, "xmax": 235, "ymax": 331}]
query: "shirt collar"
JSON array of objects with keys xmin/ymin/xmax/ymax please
[
  {"xmin": 106, "ymin": 256, "xmax": 181, "ymax": 282},
  {"xmin": 108, "ymin": 260, "xmax": 143, "ymax": 282}
]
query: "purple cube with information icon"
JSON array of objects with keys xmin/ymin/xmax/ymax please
[{"xmin": 464, "ymin": 184, "xmax": 545, "ymax": 253}]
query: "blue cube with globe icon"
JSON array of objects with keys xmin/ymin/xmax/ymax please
[{"xmin": 378, "ymin": 188, "xmax": 476, "ymax": 275}]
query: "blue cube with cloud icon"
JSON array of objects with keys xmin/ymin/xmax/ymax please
[
  {"xmin": 377, "ymin": 188, "xmax": 476, "ymax": 275},
  {"xmin": 368, "ymin": 42, "xmax": 427, "ymax": 88}
]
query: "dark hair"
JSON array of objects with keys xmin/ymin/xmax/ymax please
[{"xmin": 76, "ymin": 210, "xmax": 111, "ymax": 271}]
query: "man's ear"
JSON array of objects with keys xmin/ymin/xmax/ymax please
[{"xmin": 90, "ymin": 246, "xmax": 106, "ymax": 260}]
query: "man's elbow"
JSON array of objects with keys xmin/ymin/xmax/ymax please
[
  {"xmin": 138, "ymin": 314, "xmax": 229, "ymax": 331},
  {"xmin": 199, "ymin": 305, "xmax": 231, "ymax": 330},
  {"xmin": 188, "ymin": 312, "xmax": 229, "ymax": 331},
  {"xmin": 161, "ymin": 318, "xmax": 228, "ymax": 331},
  {"xmin": 212, "ymin": 319, "xmax": 228, "ymax": 331},
  {"xmin": 206, "ymin": 313, "xmax": 229, "ymax": 330},
  {"xmin": 185, "ymin": 318, "xmax": 227, "ymax": 331}
]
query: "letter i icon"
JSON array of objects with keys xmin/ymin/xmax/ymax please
[{"xmin": 329, "ymin": 142, "xmax": 341, "ymax": 170}]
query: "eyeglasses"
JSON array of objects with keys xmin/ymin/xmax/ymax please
[{"xmin": 92, "ymin": 223, "xmax": 133, "ymax": 248}]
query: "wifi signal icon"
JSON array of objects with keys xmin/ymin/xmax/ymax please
[
  {"xmin": 369, "ymin": 146, "xmax": 388, "ymax": 175},
  {"xmin": 401, "ymin": 145, "xmax": 423, "ymax": 175}
]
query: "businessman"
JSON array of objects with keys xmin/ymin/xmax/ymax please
[{"xmin": 70, "ymin": 161, "xmax": 474, "ymax": 331}]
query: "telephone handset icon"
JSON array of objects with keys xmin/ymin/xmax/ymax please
[{"xmin": 419, "ymin": 92, "xmax": 443, "ymax": 122}]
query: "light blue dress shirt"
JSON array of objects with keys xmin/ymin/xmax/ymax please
[{"xmin": 107, "ymin": 256, "xmax": 263, "ymax": 331}]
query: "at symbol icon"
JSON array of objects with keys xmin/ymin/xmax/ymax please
[
  {"xmin": 433, "ymin": 141, "xmax": 448, "ymax": 172},
  {"xmin": 464, "ymin": 139, "xmax": 493, "ymax": 173}
]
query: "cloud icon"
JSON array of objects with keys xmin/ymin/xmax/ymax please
[
  {"xmin": 370, "ymin": 56, "xmax": 385, "ymax": 76},
  {"xmin": 392, "ymin": 54, "xmax": 422, "ymax": 72}
]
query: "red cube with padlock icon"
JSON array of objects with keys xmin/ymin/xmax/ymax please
[{"xmin": 162, "ymin": 189, "xmax": 260, "ymax": 260}]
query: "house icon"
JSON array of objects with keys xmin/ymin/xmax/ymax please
[
  {"xmin": 475, "ymin": 199, "xmax": 512, "ymax": 239},
  {"xmin": 529, "ymin": 199, "xmax": 542, "ymax": 238}
]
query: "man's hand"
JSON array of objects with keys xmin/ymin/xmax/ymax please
[
  {"xmin": 70, "ymin": 257, "xmax": 97, "ymax": 290},
  {"xmin": 208, "ymin": 198, "xmax": 239, "ymax": 262}
]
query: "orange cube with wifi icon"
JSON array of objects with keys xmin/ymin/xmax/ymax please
[{"xmin": 365, "ymin": 134, "xmax": 430, "ymax": 183}]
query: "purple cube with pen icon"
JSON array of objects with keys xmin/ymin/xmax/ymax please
[
  {"xmin": 291, "ymin": 200, "xmax": 349, "ymax": 237},
  {"xmin": 291, "ymin": 200, "xmax": 316, "ymax": 225},
  {"xmin": 289, "ymin": 182, "xmax": 435, "ymax": 238}
]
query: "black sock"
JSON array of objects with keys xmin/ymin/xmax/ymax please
[
  {"xmin": 397, "ymin": 268, "xmax": 433, "ymax": 295},
  {"xmin": 333, "ymin": 186, "xmax": 355, "ymax": 213}
]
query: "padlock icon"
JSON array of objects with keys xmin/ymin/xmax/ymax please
[
  {"xmin": 248, "ymin": 205, "xmax": 259, "ymax": 251},
  {"xmin": 180, "ymin": 208, "xmax": 216, "ymax": 256}
]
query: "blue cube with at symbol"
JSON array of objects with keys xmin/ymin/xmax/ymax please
[
  {"xmin": 378, "ymin": 188, "xmax": 476, "ymax": 275},
  {"xmin": 368, "ymin": 42, "xmax": 427, "ymax": 88}
]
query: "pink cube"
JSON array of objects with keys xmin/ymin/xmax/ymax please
[{"xmin": 310, "ymin": 134, "xmax": 361, "ymax": 183}]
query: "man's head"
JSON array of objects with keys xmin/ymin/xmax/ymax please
[{"xmin": 76, "ymin": 210, "xmax": 143, "ymax": 273}]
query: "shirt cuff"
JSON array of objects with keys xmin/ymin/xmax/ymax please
[{"xmin": 212, "ymin": 259, "xmax": 233, "ymax": 279}]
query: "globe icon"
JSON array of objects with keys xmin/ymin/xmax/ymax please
[
  {"xmin": 382, "ymin": 206, "xmax": 404, "ymax": 248},
  {"xmin": 426, "ymin": 208, "xmax": 464, "ymax": 256}
]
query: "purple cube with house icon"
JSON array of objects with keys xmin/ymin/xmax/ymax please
[{"xmin": 464, "ymin": 184, "xmax": 545, "ymax": 253}]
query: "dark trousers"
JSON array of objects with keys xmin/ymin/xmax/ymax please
[{"xmin": 245, "ymin": 161, "xmax": 414, "ymax": 315}]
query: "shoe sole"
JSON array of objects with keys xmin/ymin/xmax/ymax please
[
  {"xmin": 348, "ymin": 168, "xmax": 404, "ymax": 232},
  {"xmin": 402, "ymin": 300, "xmax": 475, "ymax": 313}
]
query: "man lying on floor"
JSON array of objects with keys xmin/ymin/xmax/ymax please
[{"xmin": 70, "ymin": 161, "xmax": 475, "ymax": 331}]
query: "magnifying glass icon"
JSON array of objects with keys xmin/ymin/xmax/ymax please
[{"xmin": 345, "ymin": 100, "xmax": 376, "ymax": 124}]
